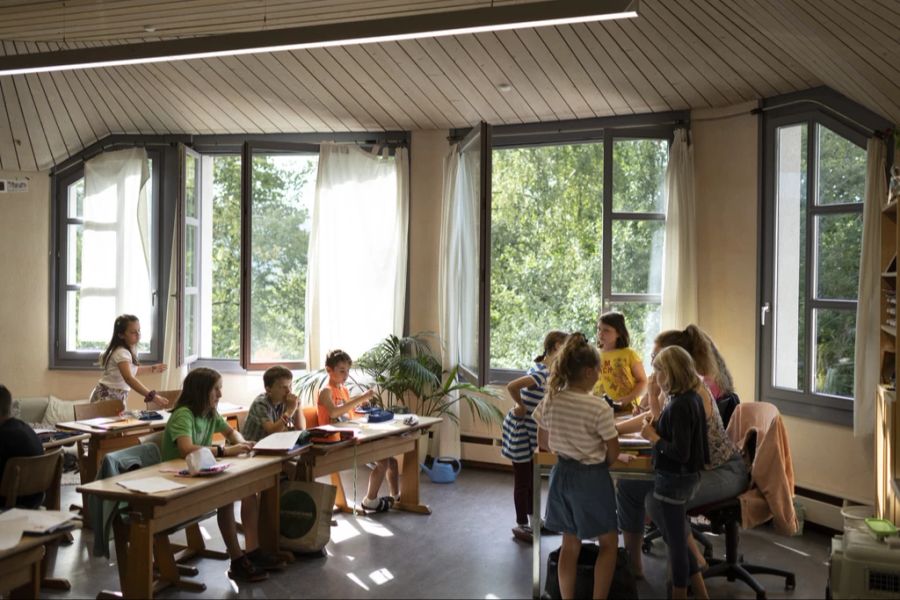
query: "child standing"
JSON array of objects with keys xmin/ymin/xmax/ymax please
[
  {"xmin": 317, "ymin": 349, "xmax": 398, "ymax": 512},
  {"xmin": 532, "ymin": 333, "xmax": 620, "ymax": 600},
  {"xmin": 640, "ymin": 346, "xmax": 710, "ymax": 600},
  {"xmin": 90, "ymin": 314, "xmax": 169, "ymax": 409},
  {"xmin": 594, "ymin": 311, "xmax": 647, "ymax": 412},
  {"xmin": 501, "ymin": 330, "xmax": 568, "ymax": 543},
  {"xmin": 242, "ymin": 365, "xmax": 305, "ymax": 442}
]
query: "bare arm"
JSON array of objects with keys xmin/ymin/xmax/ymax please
[
  {"xmin": 615, "ymin": 413, "xmax": 646, "ymax": 435},
  {"xmin": 135, "ymin": 363, "xmax": 167, "ymax": 376},
  {"xmin": 605, "ymin": 435, "xmax": 620, "ymax": 465},
  {"xmin": 648, "ymin": 372, "xmax": 664, "ymax": 419},
  {"xmin": 616, "ymin": 360, "xmax": 648, "ymax": 407},
  {"xmin": 319, "ymin": 387, "xmax": 374, "ymax": 420},
  {"xmin": 506, "ymin": 374, "xmax": 535, "ymax": 417},
  {"xmin": 116, "ymin": 361, "xmax": 170, "ymax": 408}
]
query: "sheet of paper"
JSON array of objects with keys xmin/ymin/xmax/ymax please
[
  {"xmin": 116, "ymin": 476, "xmax": 187, "ymax": 494},
  {"xmin": 0, "ymin": 508, "xmax": 78, "ymax": 535},
  {"xmin": 79, "ymin": 416, "xmax": 121, "ymax": 427},
  {"xmin": 0, "ymin": 514, "xmax": 25, "ymax": 550},
  {"xmin": 253, "ymin": 431, "xmax": 302, "ymax": 452},
  {"xmin": 217, "ymin": 402, "xmax": 244, "ymax": 414}
]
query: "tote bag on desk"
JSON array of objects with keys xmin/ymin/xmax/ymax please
[{"xmin": 280, "ymin": 480, "xmax": 337, "ymax": 553}]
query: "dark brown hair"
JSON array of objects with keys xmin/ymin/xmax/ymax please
[
  {"xmin": 175, "ymin": 367, "xmax": 221, "ymax": 417},
  {"xmin": 547, "ymin": 332, "xmax": 600, "ymax": 394},
  {"xmin": 325, "ymin": 349, "xmax": 352, "ymax": 369},
  {"xmin": 263, "ymin": 365, "xmax": 293, "ymax": 389},
  {"xmin": 598, "ymin": 311, "xmax": 630, "ymax": 349},
  {"xmin": 655, "ymin": 324, "xmax": 715, "ymax": 377},
  {"xmin": 0, "ymin": 385, "xmax": 11, "ymax": 418},
  {"xmin": 100, "ymin": 314, "xmax": 139, "ymax": 368},
  {"xmin": 535, "ymin": 331, "xmax": 569, "ymax": 363}
]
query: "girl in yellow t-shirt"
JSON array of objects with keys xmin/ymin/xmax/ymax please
[{"xmin": 593, "ymin": 311, "xmax": 648, "ymax": 412}]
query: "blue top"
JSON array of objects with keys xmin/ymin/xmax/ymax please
[
  {"xmin": 652, "ymin": 389, "xmax": 709, "ymax": 475},
  {"xmin": 500, "ymin": 362, "xmax": 549, "ymax": 462}
]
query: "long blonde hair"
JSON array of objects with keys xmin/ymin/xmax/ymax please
[
  {"xmin": 547, "ymin": 332, "xmax": 600, "ymax": 395},
  {"xmin": 652, "ymin": 346, "xmax": 702, "ymax": 396}
]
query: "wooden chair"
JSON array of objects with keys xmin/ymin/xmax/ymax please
[{"xmin": 0, "ymin": 449, "xmax": 71, "ymax": 591}]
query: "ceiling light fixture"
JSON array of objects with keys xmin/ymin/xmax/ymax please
[{"xmin": 0, "ymin": 0, "xmax": 637, "ymax": 77}]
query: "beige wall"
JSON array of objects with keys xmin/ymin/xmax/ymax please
[{"xmin": 692, "ymin": 103, "xmax": 874, "ymax": 504}]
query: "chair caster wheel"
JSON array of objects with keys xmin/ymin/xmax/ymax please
[
  {"xmin": 786, "ymin": 574, "xmax": 796, "ymax": 590},
  {"xmin": 641, "ymin": 541, "xmax": 652, "ymax": 554}
]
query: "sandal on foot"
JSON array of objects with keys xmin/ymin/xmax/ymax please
[{"xmin": 361, "ymin": 496, "xmax": 392, "ymax": 513}]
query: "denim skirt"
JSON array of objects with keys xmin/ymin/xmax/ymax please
[{"xmin": 544, "ymin": 456, "xmax": 618, "ymax": 539}]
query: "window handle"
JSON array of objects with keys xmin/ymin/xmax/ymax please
[
  {"xmin": 761, "ymin": 302, "xmax": 770, "ymax": 326},
  {"xmin": 152, "ymin": 290, "xmax": 158, "ymax": 307}
]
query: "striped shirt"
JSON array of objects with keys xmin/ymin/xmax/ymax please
[
  {"xmin": 532, "ymin": 388, "xmax": 618, "ymax": 465},
  {"xmin": 500, "ymin": 363, "xmax": 549, "ymax": 463}
]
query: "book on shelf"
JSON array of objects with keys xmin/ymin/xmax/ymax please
[
  {"xmin": 889, "ymin": 306, "xmax": 897, "ymax": 317},
  {"xmin": 888, "ymin": 319, "xmax": 897, "ymax": 328}
]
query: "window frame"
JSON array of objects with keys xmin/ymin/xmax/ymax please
[
  {"xmin": 759, "ymin": 91, "xmax": 891, "ymax": 425},
  {"xmin": 50, "ymin": 146, "xmax": 169, "ymax": 369},
  {"xmin": 475, "ymin": 118, "xmax": 679, "ymax": 384}
]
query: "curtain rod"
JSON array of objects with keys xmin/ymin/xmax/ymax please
[{"xmin": 751, "ymin": 98, "xmax": 893, "ymax": 138}]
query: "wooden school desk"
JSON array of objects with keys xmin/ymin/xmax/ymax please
[
  {"xmin": 293, "ymin": 415, "xmax": 442, "ymax": 515},
  {"xmin": 77, "ymin": 452, "xmax": 295, "ymax": 599},
  {"xmin": 57, "ymin": 404, "xmax": 247, "ymax": 483},
  {"xmin": 0, "ymin": 529, "xmax": 72, "ymax": 599}
]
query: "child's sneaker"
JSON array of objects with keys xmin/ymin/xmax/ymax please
[
  {"xmin": 512, "ymin": 525, "xmax": 533, "ymax": 543},
  {"xmin": 247, "ymin": 548, "xmax": 286, "ymax": 571},
  {"xmin": 228, "ymin": 555, "xmax": 268, "ymax": 582}
]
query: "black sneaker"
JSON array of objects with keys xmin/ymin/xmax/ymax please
[
  {"xmin": 248, "ymin": 548, "xmax": 287, "ymax": 571},
  {"xmin": 228, "ymin": 555, "xmax": 268, "ymax": 582}
]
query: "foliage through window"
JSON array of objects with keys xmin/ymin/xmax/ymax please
[
  {"xmin": 489, "ymin": 137, "xmax": 668, "ymax": 376},
  {"xmin": 762, "ymin": 107, "xmax": 870, "ymax": 424}
]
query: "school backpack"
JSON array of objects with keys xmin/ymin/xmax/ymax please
[{"xmin": 544, "ymin": 544, "xmax": 638, "ymax": 600}]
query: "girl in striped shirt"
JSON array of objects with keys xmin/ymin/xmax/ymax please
[
  {"xmin": 501, "ymin": 330, "xmax": 568, "ymax": 543},
  {"xmin": 532, "ymin": 332, "xmax": 620, "ymax": 600}
]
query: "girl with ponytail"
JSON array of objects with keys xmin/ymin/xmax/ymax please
[{"xmin": 532, "ymin": 333, "xmax": 620, "ymax": 599}]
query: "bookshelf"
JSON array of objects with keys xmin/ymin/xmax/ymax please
[{"xmin": 877, "ymin": 151, "xmax": 900, "ymax": 524}]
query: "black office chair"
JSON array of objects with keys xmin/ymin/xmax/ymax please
[{"xmin": 688, "ymin": 427, "xmax": 796, "ymax": 599}]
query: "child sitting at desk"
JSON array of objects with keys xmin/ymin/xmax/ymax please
[
  {"xmin": 242, "ymin": 365, "xmax": 305, "ymax": 442},
  {"xmin": 317, "ymin": 349, "xmax": 399, "ymax": 513},
  {"xmin": 161, "ymin": 368, "xmax": 284, "ymax": 583},
  {"xmin": 0, "ymin": 384, "xmax": 44, "ymax": 508}
]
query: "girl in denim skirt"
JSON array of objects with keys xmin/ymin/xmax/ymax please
[
  {"xmin": 532, "ymin": 333, "xmax": 620, "ymax": 599},
  {"xmin": 640, "ymin": 345, "xmax": 710, "ymax": 599}
]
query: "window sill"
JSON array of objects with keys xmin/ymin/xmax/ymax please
[{"xmin": 767, "ymin": 395, "xmax": 852, "ymax": 427}]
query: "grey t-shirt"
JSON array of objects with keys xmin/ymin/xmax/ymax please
[{"xmin": 242, "ymin": 393, "xmax": 285, "ymax": 442}]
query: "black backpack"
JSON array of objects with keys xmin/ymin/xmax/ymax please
[{"xmin": 544, "ymin": 544, "xmax": 639, "ymax": 600}]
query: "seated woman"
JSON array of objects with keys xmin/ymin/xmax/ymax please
[
  {"xmin": 161, "ymin": 368, "xmax": 283, "ymax": 583},
  {"xmin": 615, "ymin": 325, "xmax": 749, "ymax": 577}
]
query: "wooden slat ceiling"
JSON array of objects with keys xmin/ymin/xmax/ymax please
[{"xmin": 0, "ymin": 0, "xmax": 898, "ymax": 171}]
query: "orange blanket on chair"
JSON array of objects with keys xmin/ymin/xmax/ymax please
[{"xmin": 726, "ymin": 402, "xmax": 799, "ymax": 536}]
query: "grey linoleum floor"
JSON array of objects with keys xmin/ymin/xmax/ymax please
[{"xmin": 46, "ymin": 468, "xmax": 831, "ymax": 599}]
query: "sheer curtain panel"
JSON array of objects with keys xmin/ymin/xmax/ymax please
[
  {"xmin": 660, "ymin": 129, "xmax": 698, "ymax": 330},
  {"xmin": 305, "ymin": 143, "xmax": 408, "ymax": 369},
  {"xmin": 854, "ymin": 137, "xmax": 886, "ymax": 437}
]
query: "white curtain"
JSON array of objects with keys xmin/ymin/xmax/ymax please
[
  {"xmin": 437, "ymin": 144, "xmax": 480, "ymax": 458},
  {"xmin": 854, "ymin": 137, "xmax": 887, "ymax": 437},
  {"xmin": 81, "ymin": 148, "xmax": 152, "ymax": 343},
  {"xmin": 305, "ymin": 143, "xmax": 408, "ymax": 369},
  {"xmin": 162, "ymin": 216, "xmax": 186, "ymax": 390},
  {"xmin": 661, "ymin": 128, "xmax": 698, "ymax": 330}
]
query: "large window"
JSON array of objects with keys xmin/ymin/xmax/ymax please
[
  {"xmin": 186, "ymin": 147, "xmax": 317, "ymax": 369},
  {"xmin": 486, "ymin": 130, "xmax": 670, "ymax": 381},
  {"xmin": 760, "ymin": 97, "xmax": 882, "ymax": 424},
  {"xmin": 53, "ymin": 150, "xmax": 163, "ymax": 367}
]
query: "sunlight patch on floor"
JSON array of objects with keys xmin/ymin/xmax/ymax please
[
  {"xmin": 347, "ymin": 572, "xmax": 371, "ymax": 591},
  {"xmin": 773, "ymin": 541, "xmax": 810, "ymax": 557},
  {"xmin": 356, "ymin": 517, "xmax": 395, "ymax": 537},
  {"xmin": 331, "ymin": 518, "xmax": 362, "ymax": 544},
  {"xmin": 369, "ymin": 568, "xmax": 394, "ymax": 585}
]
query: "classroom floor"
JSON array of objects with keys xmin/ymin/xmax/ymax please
[{"xmin": 46, "ymin": 467, "xmax": 831, "ymax": 599}]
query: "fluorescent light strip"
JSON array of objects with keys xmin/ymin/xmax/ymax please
[{"xmin": 0, "ymin": 10, "xmax": 636, "ymax": 76}]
